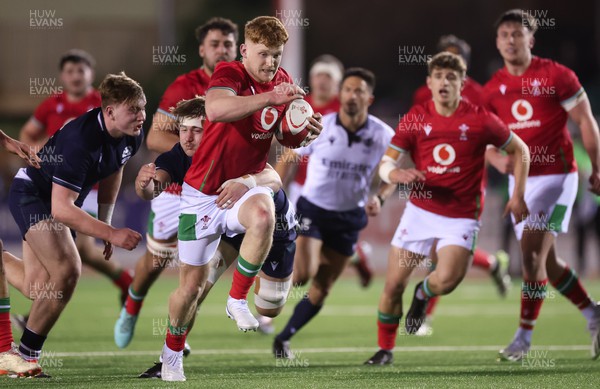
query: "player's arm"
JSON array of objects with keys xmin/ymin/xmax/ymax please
[
  {"xmin": 135, "ymin": 162, "xmax": 172, "ymax": 200},
  {"xmin": 254, "ymin": 163, "xmax": 283, "ymax": 192},
  {"xmin": 51, "ymin": 184, "xmax": 141, "ymax": 250},
  {"xmin": 0, "ymin": 130, "xmax": 41, "ymax": 168},
  {"xmin": 19, "ymin": 118, "xmax": 47, "ymax": 152},
  {"xmin": 205, "ymin": 84, "xmax": 305, "ymax": 123},
  {"xmin": 274, "ymin": 147, "xmax": 299, "ymax": 186},
  {"xmin": 146, "ymin": 112, "xmax": 180, "ymax": 153},
  {"xmin": 485, "ymin": 146, "xmax": 513, "ymax": 174},
  {"xmin": 215, "ymin": 164, "xmax": 283, "ymax": 209},
  {"xmin": 568, "ymin": 95, "xmax": 600, "ymax": 194},
  {"xmin": 501, "ymin": 133, "xmax": 530, "ymax": 222},
  {"xmin": 378, "ymin": 146, "xmax": 425, "ymax": 185},
  {"xmin": 365, "ymin": 181, "xmax": 397, "ymax": 217}
]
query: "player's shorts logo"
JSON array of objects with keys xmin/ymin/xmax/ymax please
[
  {"xmin": 511, "ymin": 99, "xmax": 534, "ymax": 122},
  {"xmin": 260, "ymin": 106, "xmax": 279, "ymax": 131},
  {"xmin": 432, "ymin": 143, "xmax": 456, "ymax": 166}
]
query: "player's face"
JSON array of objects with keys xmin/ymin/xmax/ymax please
[
  {"xmin": 179, "ymin": 122, "xmax": 204, "ymax": 157},
  {"xmin": 60, "ymin": 61, "xmax": 93, "ymax": 97},
  {"xmin": 427, "ymin": 67, "xmax": 464, "ymax": 105},
  {"xmin": 109, "ymin": 98, "xmax": 146, "ymax": 136},
  {"xmin": 199, "ymin": 29, "xmax": 237, "ymax": 74},
  {"xmin": 496, "ymin": 21, "xmax": 534, "ymax": 65},
  {"xmin": 241, "ymin": 40, "xmax": 284, "ymax": 83},
  {"xmin": 340, "ymin": 76, "xmax": 373, "ymax": 117},
  {"xmin": 310, "ymin": 72, "xmax": 338, "ymax": 101}
]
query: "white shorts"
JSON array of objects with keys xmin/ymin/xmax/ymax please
[
  {"xmin": 508, "ymin": 172, "xmax": 577, "ymax": 240},
  {"xmin": 178, "ymin": 183, "xmax": 274, "ymax": 266},
  {"xmin": 287, "ymin": 181, "xmax": 303, "ymax": 207},
  {"xmin": 391, "ymin": 202, "xmax": 480, "ymax": 256},
  {"xmin": 147, "ymin": 192, "xmax": 180, "ymax": 240},
  {"xmin": 81, "ymin": 188, "xmax": 98, "ymax": 217}
]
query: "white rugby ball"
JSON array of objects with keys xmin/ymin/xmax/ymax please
[{"xmin": 275, "ymin": 99, "xmax": 314, "ymax": 148}]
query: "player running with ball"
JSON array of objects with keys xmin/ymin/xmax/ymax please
[{"xmin": 158, "ymin": 16, "xmax": 322, "ymax": 381}]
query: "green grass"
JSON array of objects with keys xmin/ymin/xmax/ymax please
[{"xmin": 3, "ymin": 275, "xmax": 600, "ymax": 388}]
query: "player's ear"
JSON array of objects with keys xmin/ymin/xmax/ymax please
[
  {"xmin": 529, "ymin": 34, "xmax": 535, "ymax": 50},
  {"xmin": 240, "ymin": 43, "xmax": 247, "ymax": 59},
  {"xmin": 426, "ymin": 76, "xmax": 432, "ymax": 91},
  {"xmin": 198, "ymin": 43, "xmax": 204, "ymax": 59}
]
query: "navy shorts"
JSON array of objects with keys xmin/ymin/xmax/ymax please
[
  {"xmin": 9, "ymin": 178, "xmax": 75, "ymax": 240},
  {"xmin": 296, "ymin": 196, "xmax": 367, "ymax": 256},
  {"xmin": 221, "ymin": 234, "xmax": 295, "ymax": 279}
]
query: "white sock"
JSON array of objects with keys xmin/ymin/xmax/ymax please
[
  {"xmin": 515, "ymin": 327, "xmax": 533, "ymax": 344},
  {"xmin": 581, "ymin": 302, "xmax": 597, "ymax": 323}
]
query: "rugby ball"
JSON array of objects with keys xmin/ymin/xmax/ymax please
[{"xmin": 275, "ymin": 99, "xmax": 314, "ymax": 148}]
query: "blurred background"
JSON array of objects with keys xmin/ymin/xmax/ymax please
[{"xmin": 1, "ymin": 0, "xmax": 599, "ymax": 277}]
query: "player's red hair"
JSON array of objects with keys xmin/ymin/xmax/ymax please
[{"xmin": 245, "ymin": 16, "xmax": 288, "ymax": 47}]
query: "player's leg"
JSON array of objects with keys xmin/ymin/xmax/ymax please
[
  {"xmin": 291, "ymin": 236, "xmax": 322, "ymax": 286},
  {"xmin": 225, "ymin": 188, "xmax": 275, "ymax": 331},
  {"xmin": 348, "ymin": 240, "xmax": 374, "ymax": 288},
  {"xmin": 16, "ymin": 220, "xmax": 81, "ymax": 376},
  {"xmin": 274, "ymin": 246, "xmax": 350, "ymax": 359},
  {"xmin": 364, "ymin": 246, "xmax": 424, "ymax": 365},
  {"xmin": 546, "ymin": 247, "xmax": 600, "ymax": 359},
  {"xmin": 0, "ymin": 239, "xmax": 43, "ymax": 378},
  {"xmin": 499, "ymin": 228, "xmax": 552, "ymax": 361},
  {"xmin": 114, "ymin": 235, "xmax": 177, "ymax": 348},
  {"xmin": 405, "ymin": 243, "xmax": 472, "ymax": 335},
  {"xmin": 139, "ymin": 240, "xmax": 236, "ymax": 379},
  {"xmin": 472, "ymin": 248, "xmax": 511, "ymax": 297}
]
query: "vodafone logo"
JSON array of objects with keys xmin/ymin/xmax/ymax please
[
  {"xmin": 432, "ymin": 143, "xmax": 456, "ymax": 166},
  {"xmin": 511, "ymin": 99, "xmax": 533, "ymax": 122},
  {"xmin": 260, "ymin": 106, "xmax": 279, "ymax": 131}
]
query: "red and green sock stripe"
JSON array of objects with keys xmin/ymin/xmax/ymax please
[
  {"xmin": 377, "ymin": 310, "xmax": 401, "ymax": 351},
  {"xmin": 229, "ymin": 256, "xmax": 261, "ymax": 300}
]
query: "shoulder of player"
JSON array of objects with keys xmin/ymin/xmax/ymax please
[
  {"xmin": 533, "ymin": 56, "xmax": 575, "ymax": 78},
  {"xmin": 366, "ymin": 114, "xmax": 394, "ymax": 138}
]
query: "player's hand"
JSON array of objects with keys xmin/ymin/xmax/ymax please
[
  {"xmin": 589, "ymin": 170, "xmax": 600, "ymax": 195},
  {"xmin": 503, "ymin": 196, "xmax": 529, "ymax": 223},
  {"xmin": 102, "ymin": 240, "xmax": 113, "ymax": 260},
  {"xmin": 109, "ymin": 228, "xmax": 142, "ymax": 250},
  {"xmin": 136, "ymin": 163, "xmax": 156, "ymax": 190},
  {"xmin": 216, "ymin": 181, "xmax": 248, "ymax": 209},
  {"xmin": 1, "ymin": 134, "xmax": 41, "ymax": 168},
  {"xmin": 389, "ymin": 168, "xmax": 426, "ymax": 184},
  {"xmin": 365, "ymin": 195, "xmax": 381, "ymax": 216},
  {"xmin": 269, "ymin": 83, "xmax": 305, "ymax": 105},
  {"xmin": 302, "ymin": 113, "xmax": 323, "ymax": 146}
]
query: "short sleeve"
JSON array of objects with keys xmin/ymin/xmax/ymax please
[
  {"xmin": 483, "ymin": 110, "xmax": 512, "ymax": 150},
  {"xmin": 157, "ymin": 79, "xmax": 189, "ymax": 119},
  {"xmin": 51, "ymin": 144, "xmax": 94, "ymax": 193},
  {"xmin": 155, "ymin": 148, "xmax": 178, "ymax": 183},
  {"xmin": 208, "ymin": 63, "xmax": 243, "ymax": 95},
  {"xmin": 553, "ymin": 62, "xmax": 585, "ymax": 112},
  {"xmin": 390, "ymin": 107, "xmax": 418, "ymax": 153},
  {"xmin": 32, "ymin": 98, "xmax": 53, "ymax": 129}
]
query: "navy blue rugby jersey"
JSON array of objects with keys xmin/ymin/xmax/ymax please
[{"xmin": 26, "ymin": 107, "xmax": 143, "ymax": 207}]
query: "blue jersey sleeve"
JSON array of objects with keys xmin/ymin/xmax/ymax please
[
  {"xmin": 51, "ymin": 142, "xmax": 95, "ymax": 193},
  {"xmin": 155, "ymin": 143, "xmax": 190, "ymax": 185}
]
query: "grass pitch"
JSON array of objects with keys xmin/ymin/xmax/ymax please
[{"xmin": 3, "ymin": 273, "xmax": 599, "ymax": 388}]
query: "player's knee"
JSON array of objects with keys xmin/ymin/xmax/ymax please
[
  {"xmin": 383, "ymin": 280, "xmax": 406, "ymax": 300},
  {"xmin": 292, "ymin": 271, "xmax": 310, "ymax": 287},
  {"xmin": 254, "ymin": 277, "xmax": 291, "ymax": 317},
  {"xmin": 246, "ymin": 203, "xmax": 275, "ymax": 234},
  {"xmin": 436, "ymin": 274, "xmax": 461, "ymax": 295}
]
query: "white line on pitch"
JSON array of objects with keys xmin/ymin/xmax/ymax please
[{"xmin": 49, "ymin": 345, "xmax": 590, "ymax": 358}]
